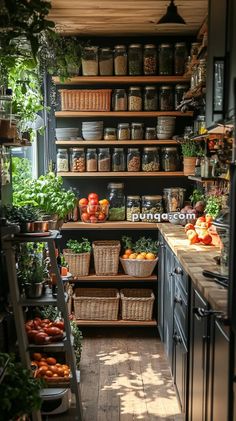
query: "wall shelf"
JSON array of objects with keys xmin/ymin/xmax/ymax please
[
  {"xmin": 52, "ymin": 76, "xmax": 190, "ymax": 85},
  {"xmin": 71, "ymin": 273, "xmax": 157, "ymax": 282},
  {"xmin": 62, "ymin": 221, "xmax": 157, "ymax": 230},
  {"xmin": 55, "ymin": 139, "xmax": 178, "ymax": 146},
  {"xmin": 74, "ymin": 319, "xmax": 157, "ymax": 326},
  {"xmin": 55, "ymin": 111, "xmax": 194, "ymax": 118},
  {"xmin": 188, "ymin": 175, "xmax": 229, "ymax": 183},
  {"xmin": 58, "ymin": 171, "xmax": 185, "ymax": 178}
]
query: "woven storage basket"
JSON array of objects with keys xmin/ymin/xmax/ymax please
[
  {"xmin": 120, "ymin": 257, "xmax": 158, "ymax": 278},
  {"xmin": 92, "ymin": 241, "xmax": 121, "ymax": 276},
  {"xmin": 63, "ymin": 250, "xmax": 90, "ymax": 277},
  {"xmin": 73, "ymin": 288, "xmax": 120, "ymax": 320},
  {"xmin": 59, "ymin": 89, "xmax": 112, "ymax": 111},
  {"xmin": 120, "ymin": 289, "xmax": 155, "ymax": 321}
]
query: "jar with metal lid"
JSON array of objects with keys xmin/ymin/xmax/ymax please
[
  {"xmin": 198, "ymin": 59, "xmax": 207, "ymax": 84},
  {"xmin": 175, "ymin": 84, "xmax": 189, "ymax": 109},
  {"xmin": 112, "ymin": 88, "xmax": 127, "ymax": 111},
  {"xmin": 159, "ymin": 86, "xmax": 174, "ymax": 111},
  {"xmin": 82, "ymin": 46, "xmax": 99, "ymax": 76},
  {"xmin": 131, "ymin": 122, "xmax": 144, "ymax": 140},
  {"xmin": 126, "ymin": 196, "xmax": 141, "ymax": 221},
  {"xmin": 127, "ymin": 148, "xmax": 141, "ymax": 172},
  {"xmin": 128, "ymin": 44, "xmax": 143, "ymax": 76},
  {"xmin": 159, "ymin": 44, "xmax": 173, "ymax": 75},
  {"xmin": 117, "ymin": 123, "xmax": 130, "ymax": 140},
  {"xmin": 142, "ymin": 147, "xmax": 160, "ymax": 172},
  {"xmin": 98, "ymin": 148, "xmax": 110, "ymax": 172},
  {"xmin": 107, "ymin": 182, "xmax": 125, "ymax": 221},
  {"xmin": 145, "ymin": 127, "xmax": 156, "ymax": 140},
  {"xmin": 128, "ymin": 86, "xmax": 142, "ymax": 111},
  {"xmin": 174, "ymin": 43, "xmax": 187, "ymax": 75},
  {"xmin": 114, "ymin": 45, "xmax": 127, "ymax": 75},
  {"xmin": 143, "ymin": 44, "xmax": 157, "ymax": 75},
  {"xmin": 143, "ymin": 86, "xmax": 158, "ymax": 111},
  {"xmin": 190, "ymin": 42, "xmax": 201, "ymax": 59},
  {"xmin": 57, "ymin": 149, "xmax": 69, "ymax": 172},
  {"xmin": 104, "ymin": 127, "xmax": 117, "ymax": 140},
  {"xmin": 161, "ymin": 147, "xmax": 179, "ymax": 171},
  {"xmin": 141, "ymin": 195, "xmax": 163, "ymax": 222},
  {"xmin": 86, "ymin": 148, "xmax": 97, "ymax": 171},
  {"xmin": 70, "ymin": 148, "xmax": 85, "ymax": 172},
  {"xmin": 99, "ymin": 47, "xmax": 113, "ymax": 75},
  {"xmin": 112, "ymin": 148, "xmax": 125, "ymax": 172},
  {"xmin": 163, "ymin": 188, "xmax": 185, "ymax": 212}
]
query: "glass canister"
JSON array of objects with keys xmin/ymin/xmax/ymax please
[
  {"xmin": 143, "ymin": 86, "xmax": 158, "ymax": 111},
  {"xmin": 145, "ymin": 127, "xmax": 156, "ymax": 140},
  {"xmin": 86, "ymin": 148, "xmax": 98, "ymax": 171},
  {"xmin": 143, "ymin": 44, "xmax": 157, "ymax": 75},
  {"xmin": 117, "ymin": 123, "xmax": 130, "ymax": 140},
  {"xmin": 128, "ymin": 86, "xmax": 142, "ymax": 111},
  {"xmin": 104, "ymin": 127, "xmax": 117, "ymax": 140},
  {"xmin": 107, "ymin": 182, "xmax": 126, "ymax": 221},
  {"xmin": 112, "ymin": 88, "xmax": 127, "ymax": 111},
  {"xmin": 98, "ymin": 148, "xmax": 111, "ymax": 171},
  {"xmin": 82, "ymin": 46, "xmax": 99, "ymax": 76},
  {"xmin": 114, "ymin": 45, "xmax": 127, "ymax": 76},
  {"xmin": 174, "ymin": 42, "xmax": 187, "ymax": 75},
  {"xmin": 175, "ymin": 84, "xmax": 189, "ymax": 109},
  {"xmin": 198, "ymin": 59, "xmax": 207, "ymax": 84},
  {"xmin": 161, "ymin": 146, "xmax": 179, "ymax": 171},
  {"xmin": 159, "ymin": 44, "xmax": 173, "ymax": 75},
  {"xmin": 57, "ymin": 149, "xmax": 69, "ymax": 172},
  {"xmin": 112, "ymin": 148, "xmax": 125, "ymax": 172},
  {"xmin": 142, "ymin": 147, "xmax": 160, "ymax": 172},
  {"xmin": 141, "ymin": 195, "xmax": 163, "ymax": 222},
  {"xmin": 126, "ymin": 196, "xmax": 141, "ymax": 221},
  {"xmin": 190, "ymin": 42, "xmax": 201, "ymax": 59},
  {"xmin": 70, "ymin": 148, "xmax": 85, "ymax": 172},
  {"xmin": 99, "ymin": 47, "xmax": 113, "ymax": 75},
  {"xmin": 127, "ymin": 148, "xmax": 141, "ymax": 172},
  {"xmin": 159, "ymin": 86, "xmax": 174, "ymax": 111},
  {"xmin": 128, "ymin": 44, "xmax": 143, "ymax": 75},
  {"xmin": 131, "ymin": 123, "xmax": 144, "ymax": 140},
  {"xmin": 163, "ymin": 188, "xmax": 186, "ymax": 212}
]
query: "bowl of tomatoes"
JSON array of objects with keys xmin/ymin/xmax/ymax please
[{"xmin": 79, "ymin": 193, "xmax": 109, "ymax": 223}]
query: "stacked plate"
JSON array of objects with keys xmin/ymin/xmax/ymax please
[
  {"xmin": 55, "ymin": 128, "xmax": 79, "ymax": 140},
  {"xmin": 82, "ymin": 121, "xmax": 103, "ymax": 141},
  {"xmin": 157, "ymin": 117, "xmax": 176, "ymax": 140}
]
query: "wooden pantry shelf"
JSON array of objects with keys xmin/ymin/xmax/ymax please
[
  {"xmin": 55, "ymin": 139, "xmax": 178, "ymax": 146},
  {"xmin": 62, "ymin": 221, "xmax": 157, "ymax": 230},
  {"xmin": 74, "ymin": 319, "xmax": 157, "ymax": 327},
  {"xmin": 52, "ymin": 76, "xmax": 190, "ymax": 85},
  {"xmin": 55, "ymin": 111, "xmax": 194, "ymax": 118},
  {"xmin": 58, "ymin": 171, "xmax": 185, "ymax": 178},
  {"xmin": 72, "ymin": 273, "xmax": 157, "ymax": 282}
]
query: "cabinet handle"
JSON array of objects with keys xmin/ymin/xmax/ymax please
[
  {"xmin": 174, "ymin": 296, "xmax": 183, "ymax": 305},
  {"xmin": 173, "ymin": 332, "xmax": 182, "ymax": 344},
  {"xmin": 193, "ymin": 307, "xmax": 224, "ymax": 318},
  {"xmin": 174, "ymin": 267, "xmax": 183, "ymax": 275}
]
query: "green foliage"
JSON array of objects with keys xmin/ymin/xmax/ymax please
[
  {"xmin": 5, "ymin": 204, "xmax": 40, "ymax": 222},
  {"xmin": 39, "ymin": 305, "xmax": 60, "ymax": 321},
  {"xmin": 17, "ymin": 243, "xmax": 48, "ymax": 286},
  {"xmin": 181, "ymin": 138, "xmax": 201, "ymax": 157},
  {"xmin": 66, "ymin": 239, "xmax": 91, "ymax": 254},
  {"xmin": 121, "ymin": 236, "xmax": 159, "ymax": 254},
  {"xmin": 121, "ymin": 236, "xmax": 134, "ymax": 250},
  {"xmin": 12, "ymin": 157, "xmax": 32, "ymax": 186},
  {"xmin": 205, "ymin": 195, "xmax": 222, "ymax": 218},
  {"xmin": 189, "ymin": 189, "xmax": 205, "ymax": 205},
  {"xmin": 70, "ymin": 321, "xmax": 83, "ymax": 368}
]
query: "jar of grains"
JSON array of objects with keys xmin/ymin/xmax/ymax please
[
  {"xmin": 161, "ymin": 147, "xmax": 179, "ymax": 171},
  {"xmin": 175, "ymin": 84, "xmax": 189, "ymax": 109},
  {"xmin": 127, "ymin": 148, "xmax": 141, "ymax": 172},
  {"xmin": 82, "ymin": 46, "xmax": 99, "ymax": 76},
  {"xmin": 112, "ymin": 88, "xmax": 127, "ymax": 111},
  {"xmin": 98, "ymin": 148, "xmax": 111, "ymax": 171},
  {"xmin": 104, "ymin": 127, "xmax": 117, "ymax": 140},
  {"xmin": 131, "ymin": 122, "xmax": 144, "ymax": 140},
  {"xmin": 128, "ymin": 44, "xmax": 143, "ymax": 75},
  {"xmin": 143, "ymin": 44, "xmax": 157, "ymax": 75},
  {"xmin": 198, "ymin": 59, "xmax": 207, "ymax": 84},
  {"xmin": 117, "ymin": 123, "xmax": 130, "ymax": 140},
  {"xmin": 57, "ymin": 149, "xmax": 69, "ymax": 172},
  {"xmin": 145, "ymin": 127, "xmax": 156, "ymax": 140},
  {"xmin": 70, "ymin": 148, "xmax": 85, "ymax": 172},
  {"xmin": 142, "ymin": 147, "xmax": 160, "ymax": 172},
  {"xmin": 114, "ymin": 45, "xmax": 127, "ymax": 75},
  {"xmin": 159, "ymin": 44, "xmax": 173, "ymax": 75},
  {"xmin": 107, "ymin": 182, "xmax": 126, "ymax": 221},
  {"xmin": 174, "ymin": 43, "xmax": 187, "ymax": 75},
  {"xmin": 141, "ymin": 195, "xmax": 163, "ymax": 222},
  {"xmin": 126, "ymin": 196, "xmax": 141, "ymax": 221},
  {"xmin": 99, "ymin": 47, "xmax": 113, "ymax": 75},
  {"xmin": 128, "ymin": 86, "xmax": 142, "ymax": 111},
  {"xmin": 159, "ymin": 86, "xmax": 174, "ymax": 111},
  {"xmin": 112, "ymin": 148, "xmax": 125, "ymax": 171},
  {"xmin": 143, "ymin": 86, "xmax": 158, "ymax": 111},
  {"xmin": 86, "ymin": 148, "xmax": 98, "ymax": 171}
]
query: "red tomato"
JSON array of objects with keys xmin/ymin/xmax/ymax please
[
  {"xmin": 98, "ymin": 212, "xmax": 106, "ymax": 221},
  {"xmin": 90, "ymin": 215, "xmax": 98, "ymax": 223},
  {"xmin": 43, "ymin": 327, "xmax": 63, "ymax": 336},
  {"xmin": 34, "ymin": 332, "xmax": 50, "ymax": 345},
  {"xmin": 88, "ymin": 204, "xmax": 98, "ymax": 214},
  {"xmin": 88, "ymin": 193, "xmax": 98, "ymax": 201},
  {"xmin": 89, "ymin": 198, "xmax": 98, "ymax": 205},
  {"xmin": 81, "ymin": 212, "xmax": 90, "ymax": 222},
  {"xmin": 79, "ymin": 198, "xmax": 88, "ymax": 206},
  {"xmin": 27, "ymin": 329, "xmax": 40, "ymax": 342},
  {"xmin": 52, "ymin": 321, "xmax": 64, "ymax": 330}
]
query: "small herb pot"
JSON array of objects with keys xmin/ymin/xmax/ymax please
[
  {"xmin": 32, "ymin": 221, "xmax": 49, "ymax": 232},
  {"xmin": 19, "ymin": 222, "xmax": 34, "ymax": 233},
  {"xmin": 25, "ymin": 282, "xmax": 44, "ymax": 298},
  {"xmin": 183, "ymin": 157, "xmax": 196, "ymax": 176}
]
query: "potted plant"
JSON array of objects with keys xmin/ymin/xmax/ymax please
[
  {"xmin": 63, "ymin": 239, "xmax": 91, "ymax": 277},
  {"xmin": 5, "ymin": 205, "xmax": 40, "ymax": 232},
  {"xmin": 180, "ymin": 137, "xmax": 200, "ymax": 176}
]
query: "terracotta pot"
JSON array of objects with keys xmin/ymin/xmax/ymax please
[{"xmin": 183, "ymin": 157, "xmax": 196, "ymax": 176}]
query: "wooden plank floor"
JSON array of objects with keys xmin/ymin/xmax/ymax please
[{"xmin": 80, "ymin": 327, "xmax": 183, "ymax": 421}]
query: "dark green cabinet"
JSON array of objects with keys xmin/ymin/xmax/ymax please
[
  {"xmin": 163, "ymin": 244, "xmax": 175, "ymax": 370},
  {"xmin": 158, "ymin": 233, "xmax": 166, "ymax": 342}
]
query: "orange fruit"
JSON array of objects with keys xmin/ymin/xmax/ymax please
[
  {"xmin": 45, "ymin": 370, "xmax": 53, "ymax": 377},
  {"xmin": 146, "ymin": 252, "xmax": 156, "ymax": 260},
  {"xmin": 121, "ymin": 254, "xmax": 128, "ymax": 259},
  {"xmin": 32, "ymin": 353, "xmax": 42, "ymax": 361},
  {"xmin": 46, "ymin": 357, "xmax": 57, "ymax": 365},
  {"xmin": 125, "ymin": 249, "xmax": 133, "ymax": 256},
  {"xmin": 136, "ymin": 254, "xmax": 145, "ymax": 260},
  {"xmin": 129, "ymin": 253, "xmax": 138, "ymax": 259}
]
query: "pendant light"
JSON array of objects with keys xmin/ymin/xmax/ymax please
[{"xmin": 158, "ymin": 0, "xmax": 186, "ymax": 25}]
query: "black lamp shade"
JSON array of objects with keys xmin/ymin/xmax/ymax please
[{"xmin": 158, "ymin": 0, "xmax": 186, "ymax": 25}]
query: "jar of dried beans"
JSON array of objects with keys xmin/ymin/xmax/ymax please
[
  {"xmin": 98, "ymin": 148, "xmax": 111, "ymax": 171},
  {"xmin": 128, "ymin": 44, "xmax": 142, "ymax": 76},
  {"xmin": 128, "ymin": 86, "xmax": 142, "ymax": 111},
  {"xmin": 143, "ymin": 44, "xmax": 157, "ymax": 75},
  {"xmin": 114, "ymin": 45, "xmax": 127, "ymax": 76},
  {"xmin": 70, "ymin": 148, "xmax": 85, "ymax": 172},
  {"xmin": 86, "ymin": 148, "xmax": 98, "ymax": 171},
  {"xmin": 112, "ymin": 88, "xmax": 127, "ymax": 111},
  {"xmin": 127, "ymin": 148, "xmax": 141, "ymax": 172}
]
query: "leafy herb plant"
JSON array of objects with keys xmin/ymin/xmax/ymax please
[
  {"xmin": 189, "ymin": 189, "xmax": 205, "ymax": 205},
  {"xmin": 181, "ymin": 137, "xmax": 200, "ymax": 157},
  {"xmin": 205, "ymin": 195, "xmax": 222, "ymax": 218},
  {"xmin": 121, "ymin": 236, "xmax": 159, "ymax": 254},
  {"xmin": 66, "ymin": 239, "xmax": 91, "ymax": 254}
]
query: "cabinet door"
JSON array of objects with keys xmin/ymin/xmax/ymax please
[
  {"xmin": 173, "ymin": 316, "xmax": 188, "ymax": 413},
  {"xmin": 163, "ymin": 245, "xmax": 174, "ymax": 370},
  {"xmin": 158, "ymin": 234, "xmax": 165, "ymax": 341}
]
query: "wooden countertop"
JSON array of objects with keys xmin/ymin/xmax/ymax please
[{"xmin": 157, "ymin": 223, "xmax": 228, "ymax": 317}]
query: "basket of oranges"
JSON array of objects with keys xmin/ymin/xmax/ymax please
[{"xmin": 120, "ymin": 236, "xmax": 158, "ymax": 278}]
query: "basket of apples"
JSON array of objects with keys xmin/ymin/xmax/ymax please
[
  {"xmin": 79, "ymin": 193, "xmax": 109, "ymax": 223},
  {"xmin": 120, "ymin": 236, "xmax": 158, "ymax": 278},
  {"xmin": 185, "ymin": 215, "xmax": 214, "ymax": 245}
]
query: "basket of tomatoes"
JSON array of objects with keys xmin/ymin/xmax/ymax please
[
  {"xmin": 31, "ymin": 353, "xmax": 70, "ymax": 385},
  {"xmin": 79, "ymin": 193, "xmax": 109, "ymax": 223},
  {"xmin": 25, "ymin": 317, "xmax": 65, "ymax": 345},
  {"xmin": 120, "ymin": 236, "xmax": 158, "ymax": 278}
]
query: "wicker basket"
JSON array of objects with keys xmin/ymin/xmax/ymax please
[
  {"xmin": 59, "ymin": 89, "xmax": 112, "ymax": 111},
  {"xmin": 92, "ymin": 241, "xmax": 121, "ymax": 276},
  {"xmin": 73, "ymin": 288, "xmax": 120, "ymax": 320},
  {"xmin": 120, "ymin": 289, "xmax": 155, "ymax": 321},
  {"xmin": 63, "ymin": 250, "xmax": 91, "ymax": 277},
  {"xmin": 120, "ymin": 257, "xmax": 158, "ymax": 278}
]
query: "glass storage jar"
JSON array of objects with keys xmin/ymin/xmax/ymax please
[
  {"xmin": 127, "ymin": 148, "xmax": 141, "ymax": 172},
  {"xmin": 175, "ymin": 84, "xmax": 189, "ymax": 109},
  {"xmin": 86, "ymin": 148, "xmax": 98, "ymax": 171},
  {"xmin": 128, "ymin": 44, "xmax": 143, "ymax": 76},
  {"xmin": 145, "ymin": 127, "xmax": 156, "ymax": 140},
  {"xmin": 174, "ymin": 42, "xmax": 187, "ymax": 75},
  {"xmin": 104, "ymin": 127, "xmax": 117, "ymax": 140},
  {"xmin": 98, "ymin": 148, "xmax": 111, "ymax": 171},
  {"xmin": 143, "ymin": 86, "xmax": 158, "ymax": 111},
  {"xmin": 57, "ymin": 149, "xmax": 69, "ymax": 172},
  {"xmin": 159, "ymin": 44, "xmax": 173, "ymax": 75},
  {"xmin": 141, "ymin": 195, "xmax": 163, "ymax": 222},
  {"xmin": 99, "ymin": 47, "xmax": 113, "ymax": 75},
  {"xmin": 198, "ymin": 59, "xmax": 207, "ymax": 84},
  {"xmin": 161, "ymin": 147, "xmax": 179, "ymax": 171},
  {"xmin": 70, "ymin": 148, "xmax": 85, "ymax": 172},
  {"xmin": 142, "ymin": 147, "xmax": 160, "ymax": 172},
  {"xmin": 126, "ymin": 196, "xmax": 141, "ymax": 221},
  {"xmin": 163, "ymin": 188, "xmax": 185, "ymax": 212},
  {"xmin": 114, "ymin": 45, "xmax": 127, "ymax": 76},
  {"xmin": 112, "ymin": 148, "xmax": 125, "ymax": 172},
  {"xmin": 131, "ymin": 123, "xmax": 144, "ymax": 140},
  {"xmin": 107, "ymin": 182, "xmax": 126, "ymax": 221},
  {"xmin": 190, "ymin": 42, "xmax": 201, "ymax": 59},
  {"xmin": 143, "ymin": 44, "xmax": 157, "ymax": 75},
  {"xmin": 117, "ymin": 123, "xmax": 130, "ymax": 140},
  {"xmin": 82, "ymin": 46, "xmax": 99, "ymax": 76},
  {"xmin": 112, "ymin": 88, "xmax": 127, "ymax": 111},
  {"xmin": 128, "ymin": 86, "xmax": 142, "ymax": 111},
  {"xmin": 159, "ymin": 86, "xmax": 174, "ymax": 111}
]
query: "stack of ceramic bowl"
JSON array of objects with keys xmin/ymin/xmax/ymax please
[
  {"xmin": 82, "ymin": 121, "xmax": 104, "ymax": 140},
  {"xmin": 156, "ymin": 117, "xmax": 176, "ymax": 140},
  {"xmin": 55, "ymin": 128, "xmax": 79, "ymax": 140}
]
